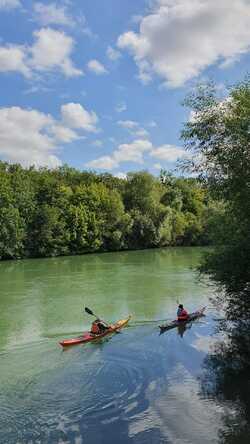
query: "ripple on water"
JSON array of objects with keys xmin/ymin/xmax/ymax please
[
  {"xmin": 0, "ymin": 321, "xmax": 225, "ymax": 444},
  {"xmin": 0, "ymin": 326, "xmax": 162, "ymax": 440}
]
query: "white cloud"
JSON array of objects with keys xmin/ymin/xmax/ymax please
[
  {"xmin": 0, "ymin": 106, "xmax": 61, "ymax": 168},
  {"xmin": 79, "ymin": 16, "xmax": 95, "ymax": 38},
  {"xmin": 114, "ymin": 172, "xmax": 127, "ymax": 179},
  {"xmin": 31, "ymin": 28, "xmax": 82, "ymax": 77},
  {"xmin": 0, "ymin": 0, "xmax": 20, "ymax": 9},
  {"xmin": 115, "ymin": 139, "xmax": 152, "ymax": 163},
  {"xmin": 118, "ymin": 0, "xmax": 250, "ymax": 87},
  {"xmin": 86, "ymin": 155, "xmax": 117, "ymax": 170},
  {"xmin": 106, "ymin": 45, "xmax": 121, "ymax": 61},
  {"xmin": 0, "ymin": 45, "xmax": 30, "ymax": 77},
  {"xmin": 51, "ymin": 124, "xmax": 79, "ymax": 143},
  {"xmin": 115, "ymin": 102, "xmax": 127, "ymax": 113},
  {"xmin": 23, "ymin": 84, "xmax": 52, "ymax": 94},
  {"xmin": 61, "ymin": 102, "xmax": 98, "ymax": 132},
  {"xmin": 86, "ymin": 138, "xmax": 188, "ymax": 171},
  {"xmin": 134, "ymin": 128, "xmax": 149, "ymax": 138},
  {"xmin": 0, "ymin": 28, "xmax": 82, "ymax": 78},
  {"xmin": 87, "ymin": 59, "xmax": 108, "ymax": 75},
  {"xmin": 118, "ymin": 119, "xmax": 149, "ymax": 138},
  {"xmin": 33, "ymin": 2, "xmax": 73, "ymax": 27},
  {"xmin": 150, "ymin": 144, "xmax": 186, "ymax": 162},
  {"xmin": 33, "ymin": 5, "xmax": 94, "ymax": 36},
  {"xmin": 86, "ymin": 139, "xmax": 153, "ymax": 170},
  {"xmin": 0, "ymin": 102, "xmax": 99, "ymax": 167},
  {"xmin": 118, "ymin": 120, "xmax": 139, "ymax": 129}
]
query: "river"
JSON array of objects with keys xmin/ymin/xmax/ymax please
[{"xmin": 0, "ymin": 247, "xmax": 244, "ymax": 443}]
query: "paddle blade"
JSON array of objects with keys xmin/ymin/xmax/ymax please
[{"xmin": 85, "ymin": 307, "xmax": 94, "ymax": 316}]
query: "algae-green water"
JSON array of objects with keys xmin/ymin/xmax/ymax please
[{"xmin": 0, "ymin": 248, "xmax": 244, "ymax": 443}]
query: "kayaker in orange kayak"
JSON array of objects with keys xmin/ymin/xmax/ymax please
[
  {"xmin": 91, "ymin": 318, "xmax": 110, "ymax": 335},
  {"xmin": 177, "ymin": 304, "xmax": 189, "ymax": 321}
]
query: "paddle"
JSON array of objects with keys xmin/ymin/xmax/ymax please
[{"xmin": 84, "ymin": 307, "xmax": 109, "ymax": 327}]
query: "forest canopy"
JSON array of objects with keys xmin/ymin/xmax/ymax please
[{"xmin": 0, "ymin": 163, "xmax": 220, "ymax": 260}]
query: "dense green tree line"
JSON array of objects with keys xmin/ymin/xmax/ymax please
[{"xmin": 0, "ymin": 161, "xmax": 219, "ymax": 260}]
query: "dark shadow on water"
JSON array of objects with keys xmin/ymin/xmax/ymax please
[
  {"xmin": 200, "ymin": 318, "xmax": 250, "ymax": 444},
  {"xmin": 177, "ymin": 322, "xmax": 193, "ymax": 337},
  {"xmin": 159, "ymin": 321, "xmax": 192, "ymax": 338}
]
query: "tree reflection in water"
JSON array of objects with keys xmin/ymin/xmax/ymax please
[{"xmin": 201, "ymin": 317, "xmax": 250, "ymax": 444}]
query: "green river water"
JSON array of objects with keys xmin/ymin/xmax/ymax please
[{"xmin": 0, "ymin": 248, "xmax": 245, "ymax": 443}]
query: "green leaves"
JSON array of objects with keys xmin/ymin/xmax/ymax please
[
  {"xmin": 182, "ymin": 77, "xmax": 250, "ymax": 319},
  {"xmin": 0, "ymin": 207, "xmax": 25, "ymax": 259},
  {"xmin": 0, "ymin": 160, "xmax": 217, "ymax": 260}
]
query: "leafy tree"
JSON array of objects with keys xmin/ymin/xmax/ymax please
[
  {"xmin": 27, "ymin": 204, "xmax": 70, "ymax": 257},
  {"xmin": 67, "ymin": 204, "xmax": 102, "ymax": 253},
  {"xmin": 175, "ymin": 178, "xmax": 205, "ymax": 216},
  {"xmin": 0, "ymin": 207, "xmax": 25, "ymax": 259},
  {"xmin": 181, "ymin": 77, "xmax": 250, "ymax": 319},
  {"xmin": 161, "ymin": 186, "xmax": 183, "ymax": 211},
  {"xmin": 0, "ymin": 160, "xmax": 220, "ymax": 259},
  {"xmin": 127, "ymin": 209, "xmax": 159, "ymax": 248},
  {"xmin": 123, "ymin": 171, "xmax": 157, "ymax": 213},
  {"xmin": 0, "ymin": 166, "xmax": 26, "ymax": 258}
]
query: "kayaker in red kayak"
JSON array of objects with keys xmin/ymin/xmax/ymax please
[
  {"xmin": 91, "ymin": 318, "xmax": 110, "ymax": 335},
  {"xmin": 177, "ymin": 304, "xmax": 189, "ymax": 321}
]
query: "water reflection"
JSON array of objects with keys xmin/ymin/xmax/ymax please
[
  {"xmin": 201, "ymin": 320, "xmax": 250, "ymax": 443},
  {"xmin": 0, "ymin": 321, "xmax": 225, "ymax": 444},
  {"xmin": 1, "ymin": 248, "xmax": 229, "ymax": 443},
  {"xmin": 159, "ymin": 321, "xmax": 193, "ymax": 338},
  {"xmin": 177, "ymin": 322, "xmax": 192, "ymax": 337}
]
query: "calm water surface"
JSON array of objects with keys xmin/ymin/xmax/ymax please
[{"xmin": 0, "ymin": 248, "xmax": 239, "ymax": 443}]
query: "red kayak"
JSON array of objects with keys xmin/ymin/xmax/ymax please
[{"xmin": 59, "ymin": 316, "xmax": 131, "ymax": 347}]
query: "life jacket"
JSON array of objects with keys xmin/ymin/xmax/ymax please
[
  {"xmin": 178, "ymin": 309, "xmax": 188, "ymax": 321},
  {"xmin": 91, "ymin": 321, "xmax": 100, "ymax": 334}
]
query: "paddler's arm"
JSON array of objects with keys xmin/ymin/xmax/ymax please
[{"xmin": 99, "ymin": 319, "xmax": 110, "ymax": 328}]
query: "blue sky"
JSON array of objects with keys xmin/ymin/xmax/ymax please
[{"xmin": 0, "ymin": 0, "xmax": 249, "ymax": 177}]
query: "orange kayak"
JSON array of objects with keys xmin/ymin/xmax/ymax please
[{"xmin": 59, "ymin": 316, "xmax": 131, "ymax": 347}]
